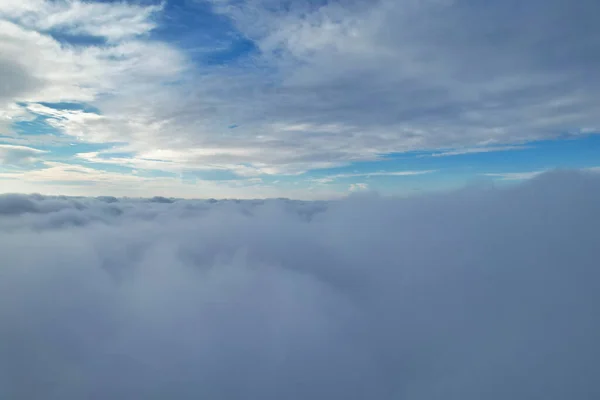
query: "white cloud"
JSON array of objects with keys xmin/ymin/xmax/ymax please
[
  {"xmin": 349, "ymin": 182, "xmax": 368, "ymax": 191},
  {"xmin": 108, "ymin": 0, "xmax": 600, "ymax": 175},
  {"xmin": 0, "ymin": 143, "xmax": 47, "ymax": 165},
  {"xmin": 484, "ymin": 167, "xmax": 600, "ymax": 181},
  {"xmin": 483, "ymin": 171, "xmax": 547, "ymax": 181},
  {"xmin": 315, "ymin": 169, "xmax": 436, "ymax": 184},
  {"xmin": 1, "ymin": 170, "xmax": 599, "ymax": 398},
  {"xmin": 2, "ymin": 0, "xmax": 600, "ymax": 181},
  {"xmin": 0, "ymin": 0, "xmax": 162, "ymax": 41},
  {"xmin": 0, "ymin": 0, "xmax": 187, "ymax": 144},
  {"xmin": 0, "ymin": 161, "xmax": 338, "ymax": 200},
  {"xmin": 427, "ymin": 145, "xmax": 530, "ymax": 157},
  {"xmin": 0, "ymin": 20, "xmax": 179, "ymax": 104}
]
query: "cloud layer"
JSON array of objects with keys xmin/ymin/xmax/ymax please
[
  {"xmin": 1, "ymin": 0, "xmax": 599, "ymax": 183},
  {"xmin": 1, "ymin": 170, "xmax": 599, "ymax": 399}
]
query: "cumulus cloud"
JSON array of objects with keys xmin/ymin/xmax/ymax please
[{"xmin": 1, "ymin": 170, "xmax": 599, "ymax": 399}]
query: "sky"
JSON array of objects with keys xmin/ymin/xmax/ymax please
[
  {"xmin": 1, "ymin": 170, "xmax": 600, "ymax": 399},
  {"xmin": 1, "ymin": 0, "xmax": 599, "ymax": 198},
  {"xmin": 2, "ymin": 2, "xmax": 600, "ymax": 395}
]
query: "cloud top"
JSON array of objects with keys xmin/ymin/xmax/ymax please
[{"xmin": 1, "ymin": 170, "xmax": 599, "ymax": 399}]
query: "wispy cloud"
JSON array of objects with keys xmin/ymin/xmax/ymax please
[
  {"xmin": 427, "ymin": 145, "xmax": 531, "ymax": 157},
  {"xmin": 0, "ymin": 144, "xmax": 47, "ymax": 165},
  {"xmin": 484, "ymin": 167, "xmax": 600, "ymax": 181},
  {"xmin": 0, "ymin": 161, "xmax": 339, "ymax": 200},
  {"xmin": 483, "ymin": 171, "xmax": 547, "ymax": 181},
  {"xmin": 0, "ymin": 0, "xmax": 163, "ymax": 41},
  {"xmin": 314, "ymin": 170, "xmax": 436, "ymax": 184}
]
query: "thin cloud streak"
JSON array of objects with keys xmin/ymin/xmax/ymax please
[
  {"xmin": 314, "ymin": 169, "xmax": 436, "ymax": 184},
  {"xmin": 427, "ymin": 145, "xmax": 531, "ymax": 157}
]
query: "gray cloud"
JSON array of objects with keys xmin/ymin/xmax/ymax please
[
  {"xmin": 85, "ymin": 0, "xmax": 600, "ymax": 174},
  {"xmin": 0, "ymin": 144, "xmax": 47, "ymax": 165},
  {"xmin": 1, "ymin": 170, "xmax": 599, "ymax": 399},
  {"xmin": 0, "ymin": 59, "xmax": 43, "ymax": 106},
  {"xmin": 205, "ymin": 0, "xmax": 600, "ymax": 148}
]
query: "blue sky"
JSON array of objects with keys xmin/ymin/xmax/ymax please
[{"xmin": 1, "ymin": 0, "xmax": 599, "ymax": 198}]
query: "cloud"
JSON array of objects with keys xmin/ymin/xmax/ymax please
[
  {"xmin": 3, "ymin": 0, "xmax": 600, "ymax": 179},
  {"xmin": 0, "ymin": 0, "xmax": 162, "ymax": 41},
  {"xmin": 202, "ymin": 0, "xmax": 600, "ymax": 148},
  {"xmin": 483, "ymin": 171, "xmax": 547, "ymax": 181},
  {"xmin": 427, "ymin": 145, "xmax": 531, "ymax": 157},
  {"xmin": 484, "ymin": 167, "xmax": 600, "ymax": 181},
  {"xmin": 0, "ymin": 1, "xmax": 186, "ymax": 140},
  {"xmin": 0, "ymin": 143, "xmax": 47, "ymax": 165},
  {"xmin": 315, "ymin": 169, "xmax": 436, "ymax": 184},
  {"xmin": 0, "ymin": 161, "xmax": 340, "ymax": 200},
  {"xmin": 1, "ymin": 170, "xmax": 599, "ymax": 399},
  {"xmin": 132, "ymin": 0, "xmax": 600, "ymax": 172},
  {"xmin": 349, "ymin": 182, "xmax": 368, "ymax": 191},
  {"xmin": 0, "ymin": 58, "xmax": 43, "ymax": 107}
]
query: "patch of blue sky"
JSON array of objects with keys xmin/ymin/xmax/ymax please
[
  {"xmin": 312, "ymin": 169, "xmax": 450, "ymax": 195},
  {"xmin": 152, "ymin": 0, "xmax": 258, "ymax": 66},
  {"xmin": 136, "ymin": 168, "xmax": 178, "ymax": 179},
  {"xmin": 432, "ymin": 135, "xmax": 600, "ymax": 174},
  {"xmin": 240, "ymin": 0, "xmax": 329, "ymax": 14},
  {"xmin": 305, "ymin": 134, "xmax": 600, "ymax": 192},
  {"xmin": 12, "ymin": 116, "xmax": 63, "ymax": 137},
  {"xmin": 46, "ymin": 31, "xmax": 107, "ymax": 47},
  {"xmin": 200, "ymin": 38, "xmax": 257, "ymax": 66},
  {"xmin": 38, "ymin": 102, "xmax": 102, "ymax": 115},
  {"xmin": 6, "ymin": 102, "xmax": 111, "ymax": 151},
  {"xmin": 11, "ymin": 101, "xmax": 101, "ymax": 138},
  {"xmin": 259, "ymin": 175, "xmax": 289, "ymax": 184},
  {"xmin": 92, "ymin": 151, "xmax": 136, "ymax": 160},
  {"xmin": 396, "ymin": 135, "xmax": 597, "ymax": 172},
  {"xmin": 47, "ymin": 143, "xmax": 121, "ymax": 158}
]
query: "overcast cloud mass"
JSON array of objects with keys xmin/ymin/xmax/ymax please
[{"xmin": 1, "ymin": 170, "xmax": 599, "ymax": 399}]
